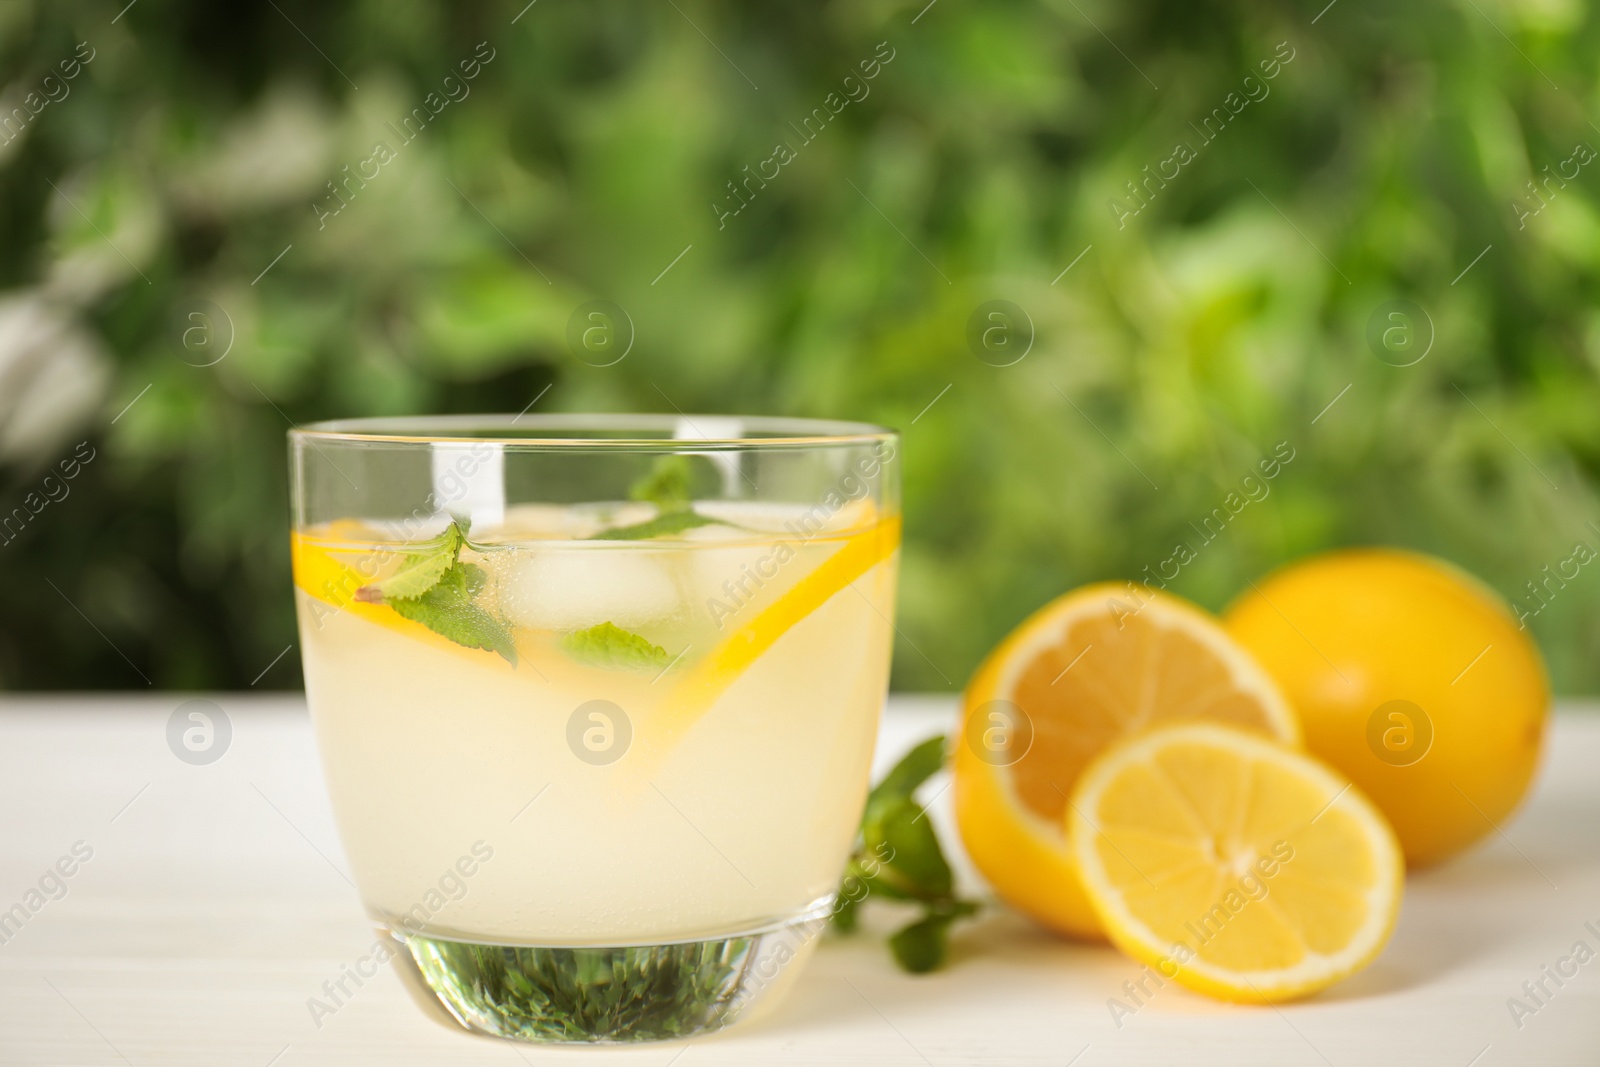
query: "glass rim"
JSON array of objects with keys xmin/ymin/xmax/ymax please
[{"xmin": 290, "ymin": 414, "xmax": 897, "ymax": 450}]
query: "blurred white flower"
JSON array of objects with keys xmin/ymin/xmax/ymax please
[
  {"xmin": 0, "ymin": 291, "xmax": 111, "ymax": 467},
  {"xmin": 174, "ymin": 82, "xmax": 335, "ymax": 213}
]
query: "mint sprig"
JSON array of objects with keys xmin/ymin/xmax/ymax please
[
  {"xmin": 832, "ymin": 735, "xmax": 981, "ymax": 973},
  {"xmin": 561, "ymin": 621, "xmax": 672, "ymax": 672},
  {"xmin": 357, "ymin": 519, "xmax": 518, "ymax": 665},
  {"xmin": 589, "ymin": 510, "xmax": 721, "ymax": 541},
  {"xmin": 589, "ymin": 455, "xmax": 729, "ymax": 541},
  {"xmin": 629, "ymin": 454, "xmax": 693, "ymax": 512},
  {"xmin": 363, "ymin": 522, "xmax": 464, "ymax": 600},
  {"xmin": 386, "ymin": 561, "xmax": 518, "ymax": 665}
]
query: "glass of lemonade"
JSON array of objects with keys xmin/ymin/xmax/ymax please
[{"xmin": 288, "ymin": 415, "xmax": 899, "ymax": 1043}]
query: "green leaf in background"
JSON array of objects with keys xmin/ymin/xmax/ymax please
[
  {"xmin": 833, "ymin": 734, "xmax": 981, "ymax": 974},
  {"xmin": 561, "ymin": 621, "xmax": 672, "ymax": 672},
  {"xmin": 387, "ymin": 563, "xmax": 518, "ymax": 666},
  {"xmin": 9, "ymin": 0, "xmax": 1599, "ymax": 705},
  {"xmin": 362, "ymin": 522, "xmax": 464, "ymax": 601}
]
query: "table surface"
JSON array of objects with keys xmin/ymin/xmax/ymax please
[{"xmin": 0, "ymin": 694, "xmax": 1596, "ymax": 1066}]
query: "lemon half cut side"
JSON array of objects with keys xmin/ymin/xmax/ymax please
[{"xmin": 1069, "ymin": 722, "xmax": 1404, "ymax": 1003}]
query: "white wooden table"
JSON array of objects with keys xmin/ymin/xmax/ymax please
[{"xmin": 1, "ymin": 694, "xmax": 1595, "ymax": 1066}]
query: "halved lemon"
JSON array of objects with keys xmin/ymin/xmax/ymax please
[
  {"xmin": 952, "ymin": 583, "xmax": 1298, "ymax": 939},
  {"xmin": 1069, "ymin": 722, "xmax": 1403, "ymax": 1002}
]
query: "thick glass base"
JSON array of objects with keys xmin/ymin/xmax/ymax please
[{"xmin": 383, "ymin": 908, "xmax": 826, "ymax": 1044}]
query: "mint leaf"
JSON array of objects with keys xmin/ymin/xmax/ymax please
[
  {"xmin": 591, "ymin": 455, "xmax": 737, "ymax": 540},
  {"xmin": 387, "ymin": 563, "xmax": 518, "ymax": 666},
  {"xmin": 831, "ymin": 734, "xmax": 981, "ymax": 974},
  {"xmin": 629, "ymin": 455, "xmax": 694, "ymax": 512},
  {"xmin": 364, "ymin": 522, "xmax": 464, "ymax": 600},
  {"xmin": 561, "ymin": 621, "xmax": 672, "ymax": 671},
  {"xmin": 589, "ymin": 510, "xmax": 722, "ymax": 541},
  {"xmin": 353, "ymin": 519, "xmax": 518, "ymax": 665},
  {"xmin": 842, "ymin": 858, "xmax": 918, "ymax": 902},
  {"xmin": 862, "ymin": 737, "xmax": 956, "ymax": 898},
  {"xmin": 888, "ymin": 913, "xmax": 956, "ymax": 974},
  {"xmin": 867, "ymin": 735, "xmax": 945, "ymax": 814},
  {"xmin": 865, "ymin": 796, "xmax": 954, "ymax": 898},
  {"xmin": 832, "ymin": 876, "xmax": 866, "ymax": 931}
]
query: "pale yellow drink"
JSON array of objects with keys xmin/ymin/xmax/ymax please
[{"xmin": 293, "ymin": 501, "xmax": 898, "ymax": 948}]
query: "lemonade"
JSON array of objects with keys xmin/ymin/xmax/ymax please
[{"xmin": 288, "ymin": 416, "xmax": 899, "ymax": 1043}]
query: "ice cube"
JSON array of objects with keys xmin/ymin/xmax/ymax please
[
  {"xmin": 687, "ymin": 530, "xmax": 815, "ymax": 632},
  {"xmin": 489, "ymin": 503, "xmax": 604, "ymax": 542},
  {"xmin": 499, "ymin": 546, "xmax": 682, "ymax": 632}
]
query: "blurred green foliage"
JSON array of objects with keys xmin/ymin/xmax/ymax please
[{"xmin": 1, "ymin": 0, "xmax": 1598, "ymax": 692}]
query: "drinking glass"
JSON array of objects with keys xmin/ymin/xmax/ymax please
[{"xmin": 287, "ymin": 415, "xmax": 900, "ymax": 1043}]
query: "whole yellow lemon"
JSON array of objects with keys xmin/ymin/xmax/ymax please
[{"xmin": 1224, "ymin": 549, "xmax": 1548, "ymax": 866}]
